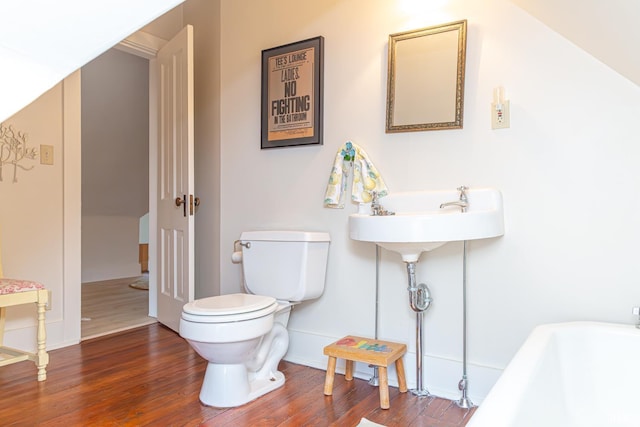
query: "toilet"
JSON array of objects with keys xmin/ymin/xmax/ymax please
[{"xmin": 179, "ymin": 230, "xmax": 330, "ymax": 408}]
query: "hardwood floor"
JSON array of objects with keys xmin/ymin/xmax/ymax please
[
  {"xmin": 81, "ymin": 275, "xmax": 156, "ymax": 339},
  {"xmin": 0, "ymin": 323, "xmax": 473, "ymax": 427},
  {"xmin": 0, "ymin": 324, "xmax": 476, "ymax": 426}
]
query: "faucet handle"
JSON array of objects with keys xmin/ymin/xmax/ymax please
[{"xmin": 457, "ymin": 185, "xmax": 469, "ymax": 201}]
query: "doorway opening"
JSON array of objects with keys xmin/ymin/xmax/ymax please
[{"xmin": 80, "ymin": 48, "xmax": 154, "ymax": 340}]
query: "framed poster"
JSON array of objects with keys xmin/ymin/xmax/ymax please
[{"xmin": 261, "ymin": 36, "xmax": 324, "ymax": 149}]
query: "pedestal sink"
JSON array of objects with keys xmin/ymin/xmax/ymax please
[
  {"xmin": 349, "ymin": 188, "xmax": 504, "ymax": 262},
  {"xmin": 348, "ymin": 187, "xmax": 504, "ymax": 401}
]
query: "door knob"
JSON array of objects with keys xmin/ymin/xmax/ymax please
[
  {"xmin": 189, "ymin": 195, "xmax": 201, "ymax": 215},
  {"xmin": 175, "ymin": 195, "xmax": 187, "ymax": 216}
]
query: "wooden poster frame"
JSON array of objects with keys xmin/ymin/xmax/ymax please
[{"xmin": 261, "ymin": 36, "xmax": 324, "ymax": 149}]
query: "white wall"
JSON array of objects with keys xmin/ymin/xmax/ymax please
[
  {"xmin": 0, "ymin": 73, "xmax": 81, "ymax": 351},
  {"xmin": 219, "ymin": 0, "xmax": 640, "ymax": 402},
  {"xmin": 139, "ymin": 213, "xmax": 149, "ymax": 244},
  {"xmin": 80, "ymin": 48, "xmax": 149, "ymax": 282},
  {"xmin": 81, "ymin": 49, "xmax": 149, "ymax": 219},
  {"xmin": 0, "ymin": 84, "xmax": 64, "ymax": 344},
  {"xmin": 81, "ymin": 216, "xmax": 141, "ymax": 282}
]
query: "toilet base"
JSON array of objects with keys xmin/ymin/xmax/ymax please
[{"xmin": 199, "ymin": 362, "xmax": 285, "ymax": 408}]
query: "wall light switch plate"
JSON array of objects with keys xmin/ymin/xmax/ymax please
[
  {"xmin": 491, "ymin": 100, "xmax": 510, "ymax": 129},
  {"xmin": 40, "ymin": 144, "xmax": 54, "ymax": 165}
]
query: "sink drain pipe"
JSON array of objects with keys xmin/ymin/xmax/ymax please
[{"xmin": 406, "ymin": 261, "xmax": 432, "ymax": 397}]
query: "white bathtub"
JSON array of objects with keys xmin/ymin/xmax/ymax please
[{"xmin": 467, "ymin": 322, "xmax": 640, "ymax": 427}]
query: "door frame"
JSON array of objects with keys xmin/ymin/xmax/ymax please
[
  {"xmin": 63, "ymin": 70, "xmax": 83, "ymax": 345},
  {"xmin": 62, "ymin": 31, "xmax": 169, "ymax": 345},
  {"xmin": 114, "ymin": 30, "xmax": 168, "ymax": 318}
]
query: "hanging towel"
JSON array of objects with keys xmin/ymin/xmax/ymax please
[{"xmin": 324, "ymin": 141, "xmax": 388, "ymax": 208}]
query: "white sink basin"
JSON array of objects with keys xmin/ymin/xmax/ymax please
[{"xmin": 349, "ymin": 188, "xmax": 504, "ymax": 262}]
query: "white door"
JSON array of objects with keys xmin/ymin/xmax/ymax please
[{"xmin": 156, "ymin": 25, "xmax": 195, "ymax": 332}]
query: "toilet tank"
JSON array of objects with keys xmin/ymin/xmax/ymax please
[{"xmin": 240, "ymin": 230, "xmax": 330, "ymax": 301}]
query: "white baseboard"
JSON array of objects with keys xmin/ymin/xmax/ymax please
[
  {"xmin": 3, "ymin": 318, "xmax": 79, "ymax": 353},
  {"xmin": 284, "ymin": 328, "xmax": 503, "ymax": 405}
]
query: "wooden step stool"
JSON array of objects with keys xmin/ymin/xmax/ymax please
[{"xmin": 323, "ymin": 336, "xmax": 407, "ymax": 409}]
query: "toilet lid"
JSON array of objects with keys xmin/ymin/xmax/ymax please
[{"xmin": 183, "ymin": 293, "xmax": 276, "ymax": 316}]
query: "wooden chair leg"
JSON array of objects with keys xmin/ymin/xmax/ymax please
[
  {"xmin": 0, "ymin": 306, "xmax": 5, "ymax": 346},
  {"xmin": 35, "ymin": 290, "xmax": 48, "ymax": 381},
  {"xmin": 324, "ymin": 356, "xmax": 336, "ymax": 395}
]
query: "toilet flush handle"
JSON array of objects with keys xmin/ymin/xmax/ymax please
[{"xmin": 233, "ymin": 240, "xmax": 251, "ymax": 252}]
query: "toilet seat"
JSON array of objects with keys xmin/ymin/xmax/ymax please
[{"xmin": 182, "ymin": 293, "xmax": 277, "ymax": 323}]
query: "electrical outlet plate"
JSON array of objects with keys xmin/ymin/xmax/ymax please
[
  {"xmin": 491, "ymin": 101, "xmax": 510, "ymax": 129},
  {"xmin": 40, "ymin": 144, "xmax": 54, "ymax": 165}
]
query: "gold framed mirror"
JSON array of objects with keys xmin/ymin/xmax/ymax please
[{"xmin": 386, "ymin": 20, "xmax": 467, "ymax": 133}]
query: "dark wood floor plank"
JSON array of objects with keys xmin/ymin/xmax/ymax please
[{"xmin": 0, "ymin": 324, "xmax": 475, "ymax": 427}]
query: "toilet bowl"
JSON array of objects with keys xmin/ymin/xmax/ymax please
[
  {"xmin": 180, "ymin": 293, "xmax": 289, "ymax": 407},
  {"xmin": 179, "ymin": 230, "xmax": 330, "ymax": 408}
]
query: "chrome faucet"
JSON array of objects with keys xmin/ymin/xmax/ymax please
[
  {"xmin": 371, "ymin": 191, "xmax": 395, "ymax": 216},
  {"xmin": 440, "ymin": 186, "xmax": 469, "ymax": 212}
]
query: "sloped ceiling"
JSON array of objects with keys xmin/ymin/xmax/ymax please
[
  {"xmin": 0, "ymin": 0, "xmax": 184, "ymax": 122},
  {"xmin": 1, "ymin": 0, "xmax": 637, "ymax": 123},
  {"xmin": 509, "ymin": 0, "xmax": 640, "ymax": 86}
]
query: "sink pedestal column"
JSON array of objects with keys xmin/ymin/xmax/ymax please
[
  {"xmin": 456, "ymin": 240, "xmax": 474, "ymax": 408},
  {"xmin": 405, "ymin": 262, "xmax": 432, "ymax": 397}
]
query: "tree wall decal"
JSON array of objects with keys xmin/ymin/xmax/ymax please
[{"xmin": 0, "ymin": 123, "xmax": 38, "ymax": 183}]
